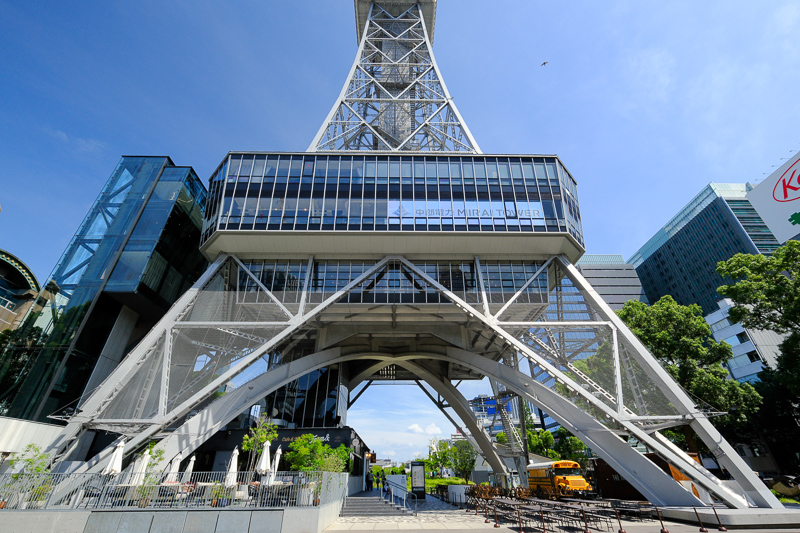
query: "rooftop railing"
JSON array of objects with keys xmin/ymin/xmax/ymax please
[{"xmin": 0, "ymin": 471, "xmax": 347, "ymax": 511}]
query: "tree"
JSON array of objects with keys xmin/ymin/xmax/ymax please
[
  {"xmin": 241, "ymin": 414, "xmax": 278, "ymax": 473},
  {"xmin": 717, "ymin": 240, "xmax": 800, "ymax": 393},
  {"xmin": 528, "ymin": 429, "xmax": 560, "ymax": 460},
  {"xmin": 495, "ymin": 432, "xmax": 507, "ymax": 445},
  {"xmin": 552, "ymin": 427, "xmax": 587, "ymax": 468},
  {"xmin": 285, "ymin": 434, "xmax": 351, "ymax": 472},
  {"xmin": 717, "ymin": 240, "xmax": 800, "ymax": 470},
  {"xmin": 8, "ymin": 443, "xmax": 50, "ymax": 474},
  {"xmin": 427, "ymin": 438, "xmax": 453, "ymax": 476},
  {"xmin": 451, "ymin": 440, "xmax": 477, "ymax": 481},
  {"xmin": 617, "ymin": 296, "xmax": 761, "ymax": 452}
]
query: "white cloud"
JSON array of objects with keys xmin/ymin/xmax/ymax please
[
  {"xmin": 424, "ymin": 423, "xmax": 441, "ymax": 435},
  {"xmin": 413, "ymin": 451, "xmax": 424, "ymax": 458},
  {"xmin": 408, "ymin": 423, "xmax": 424, "ymax": 434},
  {"xmin": 43, "ymin": 126, "xmax": 108, "ymax": 154},
  {"xmin": 385, "ymin": 450, "xmax": 396, "ymax": 457}
]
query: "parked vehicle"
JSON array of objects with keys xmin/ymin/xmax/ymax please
[{"xmin": 527, "ymin": 460, "xmax": 592, "ymax": 497}]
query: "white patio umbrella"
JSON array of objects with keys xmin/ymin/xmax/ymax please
[
  {"xmin": 182, "ymin": 455, "xmax": 196, "ymax": 483},
  {"xmin": 268, "ymin": 445, "xmax": 282, "ymax": 485},
  {"xmin": 131, "ymin": 448, "xmax": 150, "ymax": 486},
  {"xmin": 224, "ymin": 447, "xmax": 239, "ymax": 487},
  {"xmin": 256, "ymin": 440, "xmax": 271, "ymax": 480},
  {"xmin": 101, "ymin": 439, "xmax": 125, "ymax": 476},
  {"xmin": 165, "ymin": 452, "xmax": 182, "ymax": 482}
]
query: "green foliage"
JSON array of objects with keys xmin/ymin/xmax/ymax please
[
  {"xmin": 137, "ymin": 442, "xmax": 165, "ymax": 497},
  {"xmin": 322, "ymin": 444, "xmax": 351, "ymax": 473},
  {"xmin": 285, "ymin": 434, "xmax": 351, "ymax": 472},
  {"xmin": 616, "ymin": 295, "xmax": 762, "ymax": 451},
  {"xmin": 717, "ymin": 240, "xmax": 800, "ymax": 335},
  {"xmin": 241, "ymin": 414, "xmax": 278, "ymax": 472},
  {"xmin": 451, "ymin": 440, "xmax": 477, "ymax": 481},
  {"xmin": 716, "ymin": 241, "xmax": 800, "ymax": 471},
  {"xmin": 427, "ymin": 438, "xmax": 453, "ymax": 475},
  {"xmin": 8, "ymin": 444, "xmax": 50, "ymax": 474},
  {"xmin": 495, "ymin": 432, "xmax": 507, "ymax": 445},
  {"xmin": 527, "ymin": 428, "xmax": 557, "ymax": 458},
  {"xmin": 552, "ymin": 427, "xmax": 587, "ymax": 468}
]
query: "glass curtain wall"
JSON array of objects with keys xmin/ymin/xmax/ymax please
[{"xmin": 202, "ymin": 154, "xmax": 584, "ymax": 247}]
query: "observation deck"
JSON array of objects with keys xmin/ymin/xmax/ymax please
[{"xmin": 200, "ymin": 151, "xmax": 585, "ymax": 262}]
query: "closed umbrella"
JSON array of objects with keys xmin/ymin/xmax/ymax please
[
  {"xmin": 256, "ymin": 440, "xmax": 271, "ymax": 479},
  {"xmin": 182, "ymin": 455, "xmax": 196, "ymax": 483},
  {"xmin": 225, "ymin": 447, "xmax": 239, "ymax": 487},
  {"xmin": 101, "ymin": 439, "xmax": 125, "ymax": 476},
  {"xmin": 165, "ymin": 452, "xmax": 182, "ymax": 482},
  {"xmin": 131, "ymin": 449, "xmax": 150, "ymax": 486},
  {"xmin": 268, "ymin": 445, "xmax": 282, "ymax": 485}
]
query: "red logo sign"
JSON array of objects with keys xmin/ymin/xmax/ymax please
[{"xmin": 773, "ymin": 159, "xmax": 800, "ymax": 202}]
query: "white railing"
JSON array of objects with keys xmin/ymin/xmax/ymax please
[
  {"xmin": 381, "ymin": 478, "xmax": 416, "ymax": 516},
  {"xmin": 0, "ymin": 471, "xmax": 347, "ymax": 511}
]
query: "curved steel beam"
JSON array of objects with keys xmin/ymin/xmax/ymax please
[{"xmin": 147, "ymin": 348, "xmax": 705, "ymax": 507}]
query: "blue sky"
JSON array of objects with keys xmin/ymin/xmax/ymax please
[{"xmin": 1, "ymin": 1, "xmax": 799, "ymax": 461}]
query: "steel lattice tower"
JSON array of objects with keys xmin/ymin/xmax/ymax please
[
  {"xmin": 310, "ymin": 2, "xmax": 479, "ymax": 153},
  {"xmin": 43, "ymin": 0, "xmax": 782, "ymax": 511}
]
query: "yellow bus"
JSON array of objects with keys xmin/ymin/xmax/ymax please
[{"xmin": 527, "ymin": 460, "xmax": 592, "ymax": 498}]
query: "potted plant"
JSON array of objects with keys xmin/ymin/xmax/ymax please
[
  {"xmin": 135, "ymin": 443, "xmax": 165, "ymax": 507},
  {"xmin": 5, "ymin": 444, "xmax": 52, "ymax": 509},
  {"xmin": 241, "ymin": 414, "xmax": 278, "ymax": 482},
  {"xmin": 210, "ymin": 483, "xmax": 233, "ymax": 507}
]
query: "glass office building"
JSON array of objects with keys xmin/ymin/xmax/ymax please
[
  {"xmin": 628, "ymin": 183, "xmax": 780, "ymax": 315},
  {"xmin": 0, "ymin": 157, "xmax": 208, "ymax": 422}
]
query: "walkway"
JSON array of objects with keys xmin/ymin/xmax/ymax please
[{"xmin": 327, "ymin": 495, "xmax": 800, "ymax": 532}]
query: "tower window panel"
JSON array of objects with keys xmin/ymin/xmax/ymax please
[
  {"xmin": 277, "ymin": 158, "xmax": 290, "ymax": 177},
  {"xmin": 290, "ymin": 158, "xmax": 303, "ymax": 177}
]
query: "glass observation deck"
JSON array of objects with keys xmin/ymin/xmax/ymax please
[{"xmin": 200, "ymin": 152, "xmax": 585, "ymax": 261}]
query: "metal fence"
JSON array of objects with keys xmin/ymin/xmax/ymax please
[{"xmin": 0, "ymin": 471, "xmax": 347, "ymax": 511}]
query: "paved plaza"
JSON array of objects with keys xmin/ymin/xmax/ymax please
[{"xmin": 328, "ymin": 495, "xmax": 800, "ymax": 532}]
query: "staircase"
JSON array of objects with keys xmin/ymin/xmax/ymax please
[{"xmin": 340, "ymin": 492, "xmax": 409, "ymax": 517}]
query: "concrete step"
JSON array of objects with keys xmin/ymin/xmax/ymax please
[{"xmin": 341, "ymin": 496, "xmax": 408, "ymax": 517}]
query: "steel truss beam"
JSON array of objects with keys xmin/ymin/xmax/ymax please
[
  {"xmin": 309, "ymin": 3, "xmax": 480, "ymax": 153},
  {"xmin": 54, "ymin": 254, "xmax": 781, "ymax": 509}
]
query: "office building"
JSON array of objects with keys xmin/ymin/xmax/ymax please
[
  {"xmin": 705, "ymin": 299, "xmax": 784, "ymax": 383},
  {"xmin": 0, "ymin": 157, "xmax": 207, "ymax": 424},
  {"xmin": 575, "ymin": 254, "xmax": 648, "ymax": 310},
  {"xmin": 629, "ymin": 183, "xmax": 780, "ymax": 315},
  {"xmin": 46, "ymin": 1, "xmax": 778, "ymax": 509},
  {"xmin": 0, "ymin": 250, "xmax": 40, "ymax": 332}
]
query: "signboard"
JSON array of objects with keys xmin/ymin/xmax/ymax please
[
  {"xmin": 747, "ymin": 151, "xmax": 800, "ymax": 244},
  {"xmin": 410, "ymin": 461, "xmax": 426, "ymax": 499},
  {"xmin": 276, "ymin": 428, "xmax": 352, "ymax": 449}
]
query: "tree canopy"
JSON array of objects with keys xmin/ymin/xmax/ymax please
[
  {"xmin": 450, "ymin": 440, "xmax": 477, "ymax": 480},
  {"xmin": 617, "ymin": 296, "xmax": 761, "ymax": 451},
  {"xmin": 284, "ymin": 434, "xmax": 351, "ymax": 472},
  {"xmin": 717, "ymin": 240, "xmax": 800, "ymax": 470}
]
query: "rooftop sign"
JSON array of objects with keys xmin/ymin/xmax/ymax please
[{"xmin": 747, "ymin": 151, "xmax": 800, "ymax": 244}]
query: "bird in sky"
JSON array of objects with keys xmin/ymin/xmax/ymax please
[{"xmin": 541, "ymin": 61, "xmax": 549, "ymax": 66}]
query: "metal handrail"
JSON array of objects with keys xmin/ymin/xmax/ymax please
[
  {"xmin": 0, "ymin": 471, "xmax": 347, "ymax": 511},
  {"xmin": 381, "ymin": 478, "xmax": 417, "ymax": 516}
]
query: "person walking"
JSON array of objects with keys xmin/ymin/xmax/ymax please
[
  {"xmin": 366, "ymin": 470, "xmax": 374, "ymax": 491},
  {"xmin": 376, "ymin": 471, "xmax": 383, "ymax": 493}
]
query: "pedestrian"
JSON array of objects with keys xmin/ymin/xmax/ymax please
[{"xmin": 366, "ymin": 470, "xmax": 374, "ymax": 491}]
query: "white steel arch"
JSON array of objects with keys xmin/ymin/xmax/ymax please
[{"xmin": 47, "ymin": 253, "xmax": 781, "ymax": 509}]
